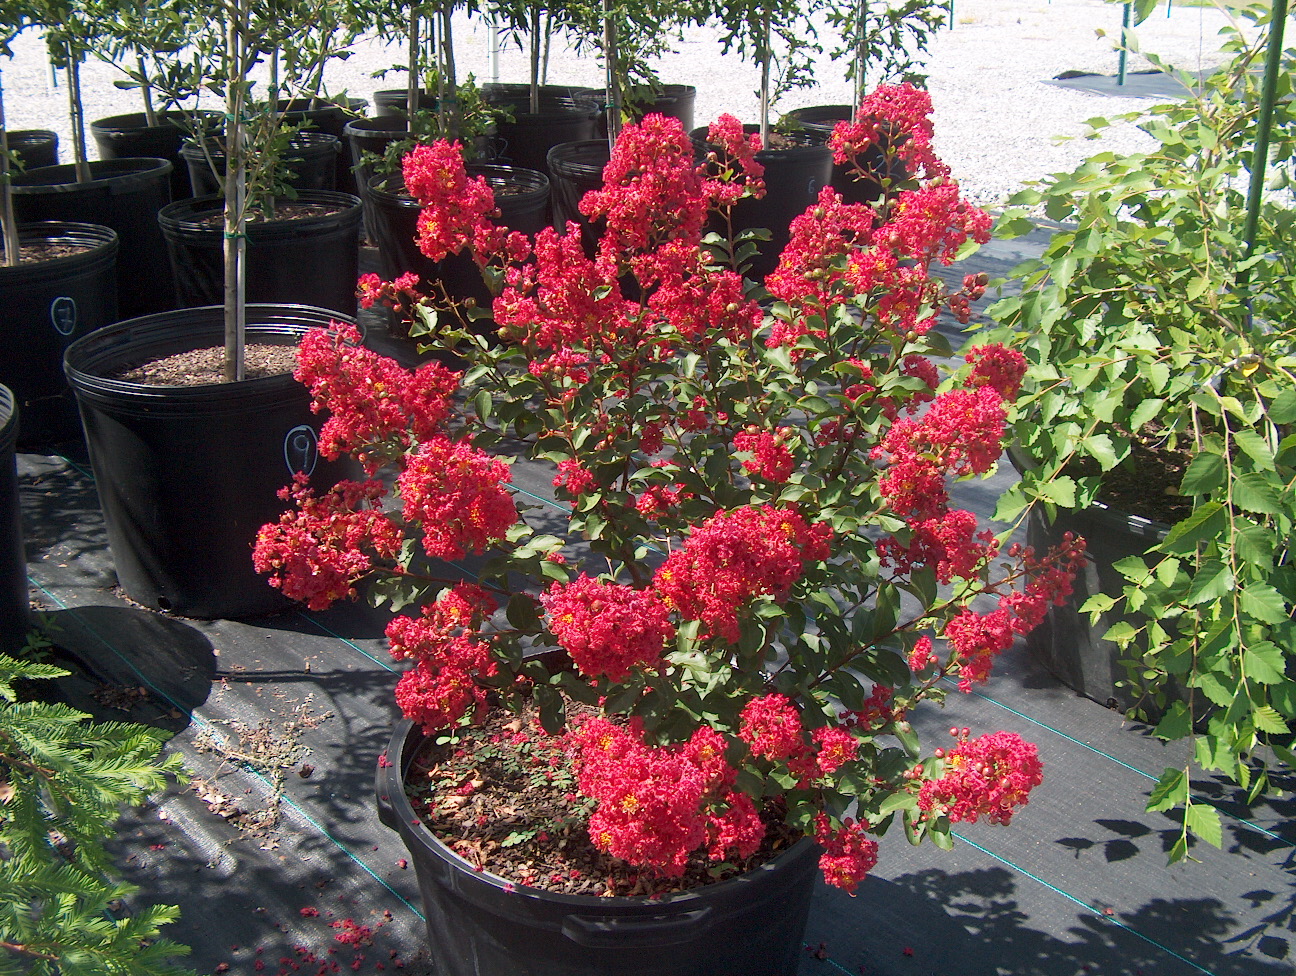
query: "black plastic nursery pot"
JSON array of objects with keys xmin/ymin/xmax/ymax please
[
  {"xmin": 372, "ymin": 88, "xmax": 440, "ymax": 118},
  {"xmin": 90, "ymin": 111, "xmax": 207, "ymax": 201},
  {"xmin": 8, "ymin": 129, "xmax": 58, "ymax": 169},
  {"xmin": 63, "ymin": 305, "xmax": 359, "ymax": 619},
  {"xmin": 377, "ymin": 718, "xmax": 819, "ymax": 976},
  {"xmin": 691, "ymin": 125, "xmax": 833, "ymax": 283},
  {"xmin": 546, "ymin": 140, "xmax": 609, "ymax": 253},
  {"xmin": 785, "ymin": 105, "xmax": 902, "ymax": 205},
  {"xmin": 180, "ymin": 131, "xmax": 342, "ymax": 197},
  {"xmin": 576, "ymin": 84, "xmax": 697, "ymax": 139},
  {"xmin": 10, "ymin": 158, "xmax": 175, "ymax": 319},
  {"xmin": 0, "ymin": 385, "xmax": 29, "ymax": 655},
  {"xmin": 277, "ymin": 97, "xmax": 369, "ymax": 197},
  {"xmin": 367, "ymin": 165, "xmax": 549, "ymax": 318},
  {"xmin": 158, "ymin": 190, "xmax": 363, "ymax": 316},
  {"xmin": 482, "ymin": 85, "xmax": 600, "ymax": 177},
  {"xmin": 1024, "ymin": 499, "xmax": 1176, "ymax": 716},
  {"xmin": 0, "ymin": 222, "xmax": 119, "ymax": 446}
]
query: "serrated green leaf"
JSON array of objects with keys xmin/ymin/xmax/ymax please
[
  {"xmin": 1161, "ymin": 502, "xmax": 1227, "ymax": 553},
  {"xmin": 1183, "ymin": 560, "xmax": 1233, "ymax": 606},
  {"xmin": 1146, "ymin": 767, "xmax": 1188, "ymax": 812},
  {"xmin": 1184, "ymin": 802, "xmax": 1223, "ymax": 849},
  {"xmin": 1241, "ymin": 583, "xmax": 1290, "ymax": 625},
  {"xmin": 1233, "ymin": 430, "xmax": 1274, "ymax": 470},
  {"xmin": 1253, "ymin": 705, "xmax": 1290, "ymax": 735},
  {"xmin": 1233, "ymin": 472, "xmax": 1282, "ymax": 514},
  {"xmin": 1244, "ymin": 642, "xmax": 1286, "ymax": 684},
  {"xmin": 1179, "ymin": 453, "xmax": 1225, "ymax": 495},
  {"xmin": 1153, "ymin": 703, "xmax": 1193, "ymax": 742},
  {"xmin": 1269, "ymin": 388, "xmax": 1296, "ymax": 424}
]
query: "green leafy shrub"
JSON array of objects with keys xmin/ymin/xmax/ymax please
[{"xmin": 979, "ymin": 4, "xmax": 1296, "ymax": 859}]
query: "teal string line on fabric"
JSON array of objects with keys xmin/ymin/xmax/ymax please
[{"xmin": 952, "ymin": 831, "xmax": 1220, "ymax": 976}]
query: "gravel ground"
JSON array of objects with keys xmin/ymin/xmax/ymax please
[{"xmin": 1, "ymin": 0, "xmax": 1256, "ymax": 208}]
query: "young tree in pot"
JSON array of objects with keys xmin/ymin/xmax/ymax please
[{"xmin": 976, "ymin": 9, "xmax": 1296, "ymax": 860}]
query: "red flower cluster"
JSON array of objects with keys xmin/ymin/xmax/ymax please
[
  {"xmin": 402, "ymin": 141, "xmax": 498, "ymax": 262},
  {"xmin": 700, "ymin": 113, "xmax": 766, "ymax": 208},
  {"xmin": 388, "ymin": 583, "xmax": 500, "ymax": 732},
  {"xmin": 397, "ymin": 434, "xmax": 517, "ymax": 560},
  {"xmin": 540, "ymin": 575, "xmax": 674, "ymax": 681},
  {"xmin": 580, "ymin": 114, "xmax": 709, "ymax": 253},
  {"xmin": 875, "ymin": 384, "xmax": 1010, "ymax": 520},
  {"xmin": 766, "ymin": 186, "xmax": 877, "ymax": 312},
  {"xmin": 877, "ymin": 508, "xmax": 1000, "ymax": 584},
  {"xmin": 295, "ymin": 322, "xmax": 460, "ymax": 474},
  {"xmin": 253, "ymin": 475, "xmax": 401, "ymax": 611},
  {"xmin": 918, "ymin": 730, "xmax": 1044, "ymax": 826},
  {"xmin": 573, "ymin": 719, "xmax": 761, "ymax": 876},
  {"xmin": 738, "ymin": 694, "xmax": 805, "ymax": 761},
  {"xmin": 965, "ymin": 343, "xmax": 1027, "ymax": 400},
  {"xmin": 654, "ymin": 506, "xmax": 833, "ymax": 641},
  {"xmin": 732, "ymin": 426, "xmax": 795, "ymax": 483},
  {"xmin": 830, "ymin": 83, "xmax": 947, "ymax": 182},
  {"xmin": 814, "ymin": 814, "xmax": 879, "ymax": 896}
]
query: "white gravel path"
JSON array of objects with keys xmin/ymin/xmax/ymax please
[{"xmin": 0, "ymin": 0, "xmax": 1256, "ymax": 208}]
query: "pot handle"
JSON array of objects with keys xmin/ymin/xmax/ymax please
[{"xmin": 561, "ymin": 906, "xmax": 713, "ymax": 948}]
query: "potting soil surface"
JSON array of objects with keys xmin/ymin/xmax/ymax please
[{"xmin": 14, "ymin": 233, "xmax": 1295, "ymax": 976}]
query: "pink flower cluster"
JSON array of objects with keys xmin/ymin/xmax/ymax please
[
  {"xmin": 573, "ymin": 718, "xmax": 762, "ymax": 876},
  {"xmin": 738, "ymin": 694, "xmax": 860, "ymax": 785},
  {"xmin": 397, "ymin": 435, "xmax": 517, "ymax": 561},
  {"xmin": 918, "ymin": 730, "xmax": 1044, "ymax": 826},
  {"xmin": 388, "ymin": 583, "xmax": 500, "ymax": 732},
  {"xmin": 814, "ymin": 814, "xmax": 879, "ymax": 896},
  {"xmin": 732, "ymin": 427, "xmax": 796, "ymax": 483},
  {"xmin": 253, "ymin": 475, "xmax": 401, "ymax": 611},
  {"xmin": 403, "ymin": 141, "xmax": 498, "ymax": 263},
  {"xmin": 540, "ymin": 575, "xmax": 674, "ymax": 680},
  {"xmin": 655, "ymin": 506, "xmax": 833, "ymax": 642},
  {"xmin": 830, "ymin": 83, "xmax": 947, "ymax": 182},
  {"xmin": 295, "ymin": 322, "xmax": 460, "ymax": 474}
]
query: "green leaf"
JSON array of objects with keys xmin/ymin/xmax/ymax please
[
  {"xmin": 1182, "ymin": 560, "xmax": 1233, "ymax": 606},
  {"xmin": 1241, "ymin": 584, "xmax": 1290, "ymax": 625},
  {"xmin": 1083, "ymin": 433, "xmax": 1120, "ymax": 471},
  {"xmin": 1160, "ymin": 503, "xmax": 1227, "ymax": 553},
  {"xmin": 1153, "ymin": 703, "xmax": 1193, "ymax": 742},
  {"xmin": 1233, "ymin": 472, "xmax": 1283, "ymax": 515},
  {"xmin": 1146, "ymin": 767, "xmax": 1188, "ymax": 813},
  {"xmin": 1184, "ymin": 802, "xmax": 1223, "ymax": 849},
  {"xmin": 1233, "ymin": 430, "xmax": 1275, "ymax": 471},
  {"xmin": 1129, "ymin": 398, "xmax": 1165, "ymax": 431},
  {"xmin": 1179, "ymin": 453, "xmax": 1225, "ymax": 495},
  {"xmin": 1269, "ymin": 388, "xmax": 1296, "ymax": 424},
  {"xmin": 1253, "ymin": 705, "xmax": 1290, "ymax": 735},
  {"xmin": 1244, "ymin": 642, "xmax": 1286, "ymax": 684}
]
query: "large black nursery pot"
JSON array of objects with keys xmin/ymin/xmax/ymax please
[
  {"xmin": 377, "ymin": 718, "xmax": 819, "ymax": 976},
  {"xmin": 181, "ymin": 131, "xmax": 342, "ymax": 197},
  {"xmin": 546, "ymin": 140, "xmax": 608, "ymax": 256},
  {"xmin": 8, "ymin": 129, "xmax": 58, "ymax": 169},
  {"xmin": 158, "ymin": 190, "xmax": 363, "ymax": 316},
  {"xmin": 277, "ymin": 96, "xmax": 369, "ymax": 197},
  {"xmin": 482, "ymin": 84, "xmax": 600, "ymax": 176},
  {"xmin": 691, "ymin": 125, "xmax": 833, "ymax": 283},
  {"xmin": 367, "ymin": 165, "xmax": 549, "ymax": 325},
  {"xmin": 90, "ymin": 111, "xmax": 209, "ymax": 201},
  {"xmin": 576, "ymin": 84, "xmax": 697, "ymax": 139},
  {"xmin": 10, "ymin": 158, "xmax": 175, "ymax": 319},
  {"xmin": 372, "ymin": 88, "xmax": 439, "ymax": 117},
  {"xmin": 0, "ymin": 385, "xmax": 29, "ymax": 655},
  {"xmin": 785, "ymin": 105, "xmax": 903, "ymax": 205},
  {"xmin": 1025, "ymin": 499, "xmax": 1179, "ymax": 717},
  {"xmin": 0, "ymin": 222, "xmax": 119, "ymax": 446},
  {"xmin": 63, "ymin": 305, "xmax": 359, "ymax": 619}
]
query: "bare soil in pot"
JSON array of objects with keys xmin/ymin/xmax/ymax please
[{"xmin": 108, "ymin": 344, "xmax": 299, "ymax": 386}]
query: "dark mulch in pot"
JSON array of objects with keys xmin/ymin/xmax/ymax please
[
  {"xmin": 1069, "ymin": 425, "xmax": 1196, "ymax": 526},
  {"xmin": 109, "ymin": 343, "xmax": 299, "ymax": 386},
  {"xmin": 404, "ymin": 697, "xmax": 803, "ymax": 899}
]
